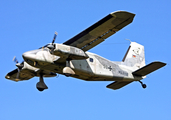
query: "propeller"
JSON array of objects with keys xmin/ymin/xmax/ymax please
[
  {"xmin": 13, "ymin": 56, "xmax": 24, "ymax": 81},
  {"xmin": 52, "ymin": 31, "xmax": 58, "ymax": 44},
  {"xmin": 47, "ymin": 31, "xmax": 58, "ymax": 53},
  {"xmin": 13, "ymin": 56, "xmax": 19, "ymax": 63}
]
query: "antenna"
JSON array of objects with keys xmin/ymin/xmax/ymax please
[{"xmin": 125, "ymin": 39, "xmax": 132, "ymax": 43}]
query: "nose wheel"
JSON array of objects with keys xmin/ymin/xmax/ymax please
[
  {"xmin": 139, "ymin": 81, "xmax": 147, "ymax": 89},
  {"xmin": 36, "ymin": 74, "xmax": 48, "ymax": 91}
]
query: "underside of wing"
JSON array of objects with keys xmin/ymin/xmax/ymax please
[
  {"xmin": 5, "ymin": 69, "xmax": 35, "ymax": 82},
  {"xmin": 63, "ymin": 11, "xmax": 135, "ymax": 51},
  {"xmin": 106, "ymin": 81, "xmax": 133, "ymax": 90}
]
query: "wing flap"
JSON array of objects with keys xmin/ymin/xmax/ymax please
[
  {"xmin": 63, "ymin": 11, "xmax": 135, "ymax": 51},
  {"xmin": 106, "ymin": 81, "xmax": 133, "ymax": 90},
  {"xmin": 132, "ymin": 61, "xmax": 166, "ymax": 76},
  {"xmin": 81, "ymin": 37, "xmax": 105, "ymax": 51}
]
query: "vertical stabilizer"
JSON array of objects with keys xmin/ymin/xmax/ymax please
[{"xmin": 122, "ymin": 42, "xmax": 145, "ymax": 70}]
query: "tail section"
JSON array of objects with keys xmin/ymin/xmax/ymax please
[
  {"xmin": 122, "ymin": 42, "xmax": 145, "ymax": 70},
  {"xmin": 106, "ymin": 42, "xmax": 166, "ymax": 90}
]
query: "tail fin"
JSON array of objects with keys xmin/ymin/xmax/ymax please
[{"xmin": 122, "ymin": 42, "xmax": 145, "ymax": 70}]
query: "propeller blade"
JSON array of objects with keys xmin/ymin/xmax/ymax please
[
  {"xmin": 47, "ymin": 31, "xmax": 58, "ymax": 54},
  {"xmin": 52, "ymin": 31, "xmax": 58, "ymax": 44},
  {"xmin": 16, "ymin": 68, "xmax": 20, "ymax": 80},
  {"xmin": 13, "ymin": 56, "xmax": 18, "ymax": 63},
  {"xmin": 12, "ymin": 56, "xmax": 24, "ymax": 81}
]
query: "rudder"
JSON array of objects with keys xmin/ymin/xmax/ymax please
[{"xmin": 122, "ymin": 42, "xmax": 145, "ymax": 71}]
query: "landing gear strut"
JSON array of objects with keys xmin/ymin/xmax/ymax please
[
  {"xmin": 36, "ymin": 74, "xmax": 48, "ymax": 91},
  {"xmin": 139, "ymin": 81, "xmax": 147, "ymax": 89},
  {"xmin": 63, "ymin": 59, "xmax": 75, "ymax": 77}
]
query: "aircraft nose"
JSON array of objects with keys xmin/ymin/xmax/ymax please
[{"xmin": 22, "ymin": 50, "xmax": 38, "ymax": 61}]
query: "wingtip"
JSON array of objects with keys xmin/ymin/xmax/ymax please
[
  {"xmin": 110, "ymin": 10, "xmax": 135, "ymax": 16},
  {"xmin": 153, "ymin": 61, "xmax": 167, "ymax": 66}
]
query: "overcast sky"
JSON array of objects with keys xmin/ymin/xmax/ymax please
[{"xmin": 1, "ymin": 0, "xmax": 171, "ymax": 120}]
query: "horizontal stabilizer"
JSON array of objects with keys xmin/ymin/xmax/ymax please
[
  {"xmin": 106, "ymin": 81, "xmax": 133, "ymax": 90},
  {"xmin": 132, "ymin": 61, "xmax": 166, "ymax": 76}
]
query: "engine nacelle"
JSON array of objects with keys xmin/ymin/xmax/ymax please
[{"xmin": 52, "ymin": 44, "xmax": 89, "ymax": 60}]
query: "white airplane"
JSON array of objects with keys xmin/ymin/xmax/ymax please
[{"xmin": 5, "ymin": 11, "xmax": 166, "ymax": 91}]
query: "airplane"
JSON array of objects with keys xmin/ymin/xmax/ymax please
[{"xmin": 5, "ymin": 11, "xmax": 166, "ymax": 91}]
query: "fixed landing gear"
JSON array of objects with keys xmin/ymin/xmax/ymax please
[
  {"xmin": 63, "ymin": 59, "xmax": 75, "ymax": 77},
  {"xmin": 36, "ymin": 74, "xmax": 48, "ymax": 91},
  {"xmin": 139, "ymin": 81, "xmax": 147, "ymax": 89}
]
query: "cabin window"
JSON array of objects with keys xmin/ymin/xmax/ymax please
[{"xmin": 90, "ymin": 58, "xmax": 93, "ymax": 62}]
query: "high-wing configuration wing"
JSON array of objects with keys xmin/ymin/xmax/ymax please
[
  {"xmin": 63, "ymin": 11, "xmax": 135, "ymax": 51},
  {"xmin": 5, "ymin": 68, "xmax": 35, "ymax": 81},
  {"xmin": 5, "ymin": 66, "xmax": 57, "ymax": 82}
]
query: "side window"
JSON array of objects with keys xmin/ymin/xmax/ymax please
[{"xmin": 89, "ymin": 58, "xmax": 93, "ymax": 62}]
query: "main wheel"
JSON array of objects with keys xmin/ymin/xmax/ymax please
[{"xmin": 64, "ymin": 73, "xmax": 72, "ymax": 77}]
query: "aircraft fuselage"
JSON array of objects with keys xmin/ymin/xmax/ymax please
[{"xmin": 22, "ymin": 46, "xmax": 142, "ymax": 82}]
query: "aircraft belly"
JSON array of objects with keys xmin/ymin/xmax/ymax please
[{"xmin": 43, "ymin": 63, "xmax": 64, "ymax": 74}]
